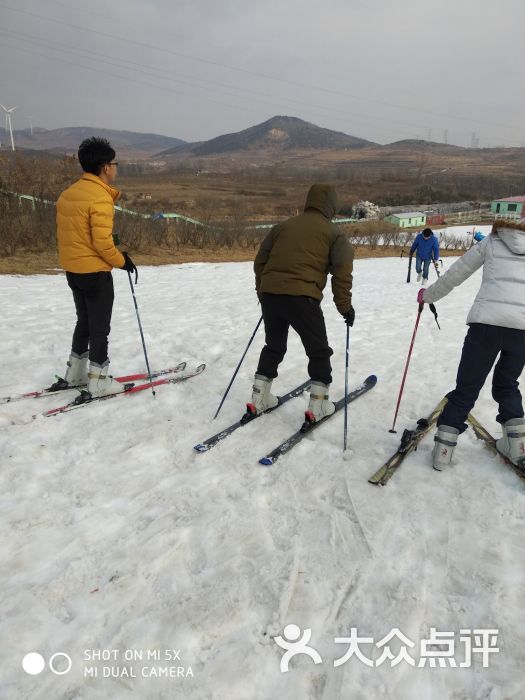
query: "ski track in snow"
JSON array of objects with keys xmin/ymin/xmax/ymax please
[{"xmin": 1, "ymin": 235, "xmax": 525, "ymax": 699}]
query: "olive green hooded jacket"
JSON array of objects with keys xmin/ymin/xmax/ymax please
[{"xmin": 254, "ymin": 185, "xmax": 353, "ymax": 314}]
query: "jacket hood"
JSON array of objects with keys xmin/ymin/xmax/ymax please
[
  {"xmin": 493, "ymin": 219, "xmax": 525, "ymax": 255},
  {"xmin": 304, "ymin": 184, "xmax": 339, "ymax": 220}
]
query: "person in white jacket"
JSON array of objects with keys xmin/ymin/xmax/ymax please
[{"xmin": 419, "ymin": 218, "xmax": 525, "ymax": 470}]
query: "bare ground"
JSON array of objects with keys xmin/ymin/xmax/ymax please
[{"xmin": 0, "ymin": 245, "xmax": 462, "ymax": 276}]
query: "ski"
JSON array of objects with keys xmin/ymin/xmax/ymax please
[
  {"xmin": 41, "ymin": 364, "xmax": 205, "ymax": 418},
  {"xmin": 368, "ymin": 397, "xmax": 447, "ymax": 485},
  {"xmin": 0, "ymin": 362, "xmax": 187, "ymax": 405},
  {"xmin": 194, "ymin": 380, "xmax": 311, "ymax": 453},
  {"xmin": 258, "ymin": 375, "xmax": 377, "ymax": 466},
  {"xmin": 467, "ymin": 413, "xmax": 525, "ymax": 480}
]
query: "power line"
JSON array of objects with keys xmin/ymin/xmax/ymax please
[
  {"xmin": 3, "ymin": 34, "xmax": 464, "ymax": 144},
  {"xmin": 2, "ymin": 1, "xmax": 525, "ymax": 139},
  {"xmin": 2, "ymin": 26, "xmax": 522, "ymax": 147}
]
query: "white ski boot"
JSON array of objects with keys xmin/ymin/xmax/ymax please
[
  {"xmin": 432, "ymin": 425, "xmax": 459, "ymax": 471},
  {"xmin": 417, "ymin": 272, "xmax": 422, "ymax": 283},
  {"xmin": 304, "ymin": 381, "xmax": 335, "ymax": 424},
  {"xmin": 64, "ymin": 351, "xmax": 89, "ymax": 385},
  {"xmin": 87, "ymin": 362, "xmax": 125, "ymax": 397},
  {"xmin": 246, "ymin": 374, "xmax": 278, "ymax": 416},
  {"xmin": 496, "ymin": 418, "xmax": 525, "ymax": 467},
  {"xmin": 49, "ymin": 351, "xmax": 89, "ymax": 391}
]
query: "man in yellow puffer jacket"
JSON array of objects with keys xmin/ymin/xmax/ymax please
[{"xmin": 55, "ymin": 137, "xmax": 136, "ymax": 397}]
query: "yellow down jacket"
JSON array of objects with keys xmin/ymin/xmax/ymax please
[{"xmin": 56, "ymin": 173, "xmax": 125, "ymax": 273}]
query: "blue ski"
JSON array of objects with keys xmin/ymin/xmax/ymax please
[
  {"xmin": 259, "ymin": 375, "xmax": 378, "ymax": 466},
  {"xmin": 194, "ymin": 380, "xmax": 311, "ymax": 453}
]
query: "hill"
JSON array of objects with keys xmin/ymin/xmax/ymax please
[
  {"xmin": 0, "ymin": 127, "xmax": 186, "ymax": 158},
  {"xmin": 158, "ymin": 115, "xmax": 376, "ymax": 157}
]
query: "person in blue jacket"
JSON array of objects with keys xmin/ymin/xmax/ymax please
[{"xmin": 410, "ymin": 228, "xmax": 440, "ymax": 284}]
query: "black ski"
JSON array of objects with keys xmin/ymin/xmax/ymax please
[
  {"xmin": 467, "ymin": 413, "xmax": 525, "ymax": 480},
  {"xmin": 369, "ymin": 397, "xmax": 447, "ymax": 485},
  {"xmin": 194, "ymin": 380, "xmax": 311, "ymax": 453},
  {"xmin": 407, "ymin": 254, "xmax": 413, "ymax": 283},
  {"xmin": 258, "ymin": 375, "xmax": 377, "ymax": 466}
]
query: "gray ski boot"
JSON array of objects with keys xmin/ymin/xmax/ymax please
[
  {"xmin": 304, "ymin": 381, "xmax": 335, "ymax": 424},
  {"xmin": 496, "ymin": 418, "xmax": 525, "ymax": 467},
  {"xmin": 87, "ymin": 362, "xmax": 125, "ymax": 397},
  {"xmin": 246, "ymin": 374, "xmax": 278, "ymax": 416},
  {"xmin": 432, "ymin": 425, "xmax": 459, "ymax": 471}
]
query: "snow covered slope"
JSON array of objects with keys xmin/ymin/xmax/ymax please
[{"xmin": 1, "ymin": 257, "xmax": 524, "ymax": 699}]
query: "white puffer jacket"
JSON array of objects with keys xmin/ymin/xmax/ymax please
[{"xmin": 423, "ymin": 221, "xmax": 525, "ymax": 330}]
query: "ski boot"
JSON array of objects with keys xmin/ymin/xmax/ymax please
[
  {"xmin": 49, "ymin": 351, "xmax": 89, "ymax": 391},
  {"xmin": 303, "ymin": 381, "xmax": 335, "ymax": 430},
  {"xmin": 245, "ymin": 374, "xmax": 278, "ymax": 418},
  {"xmin": 432, "ymin": 425, "xmax": 459, "ymax": 471},
  {"xmin": 496, "ymin": 418, "xmax": 525, "ymax": 467},
  {"xmin": 86, "ymin": 362, "xmax": 126, "ymax": 398}
]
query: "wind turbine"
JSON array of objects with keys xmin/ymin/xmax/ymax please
[{"xmin": 0, "ymin": 104, "xmax": 16, "ymax": 151}]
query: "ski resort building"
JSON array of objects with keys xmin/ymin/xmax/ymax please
[
  {"xmin": 385, "ymin": 211, "xmax": 426, "ymax": 228},
  {"xmin": 490, "ymin": 196, "xmax": 525, "ymax": 219}
]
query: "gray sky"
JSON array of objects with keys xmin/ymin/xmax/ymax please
[{"xmin": 1, "ymin": 0, "xmax": 524, "ymax": 147}]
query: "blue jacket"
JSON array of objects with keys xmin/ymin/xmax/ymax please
[{"xmin": 410, "ymin": 232, "xmax": 439, "ymax": 261}]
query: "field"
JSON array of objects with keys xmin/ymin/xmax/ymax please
[{"xmin": 0, "ymin": 147, "xmax": 510, "ymax": 276}]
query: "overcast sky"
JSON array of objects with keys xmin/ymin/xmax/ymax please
[{"xmin": 1, "ymin": 0, "xmax": 524, "ymax": 148}]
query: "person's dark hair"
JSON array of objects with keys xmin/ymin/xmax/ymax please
[
  {"xmin": 422, "ymin": 227, "xmax": 433, "ymax": 238},
  {"xmin": 78, "ymin": 137, "xmax": 115, "ymax": 175}
]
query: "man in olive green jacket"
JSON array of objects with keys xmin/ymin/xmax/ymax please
[{"xmin": 248, "ymin": 184, "xmax": 354, "ymax": 424}]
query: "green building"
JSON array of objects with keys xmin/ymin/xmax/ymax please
[
  {"xmin": 490, "ymin": 196, "xmax": 525, "ymax": 218},
  {"xmin": 386, "ymin": 211, "xmax": 426, "ymax": 228}
]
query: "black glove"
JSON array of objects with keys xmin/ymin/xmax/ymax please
[
  {"xmin": 121, "ymin": 252, "xmax": 136, "ymax": 273},
  {"xmin": 343, "ymin": 306, "xmax": 355, "ymax": 327},
  {"xmin": 121, "ymin": 252, "xmax": 138, "ymax": 283}
]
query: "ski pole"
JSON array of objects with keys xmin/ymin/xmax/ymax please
[
  {"xmin": 429, "ymin": 303, "xmax": 441, "ymax": 330},
  {"xmin": 433, "ymin": 259, "xmax": 441, "ymax": 278},
  {"xmin": 343, "ymin": 324, "xmax": 350, "ymax": 451},
  {"xmin": 389, "ymin": 303, "xmax": 424, "ymax": 433},
  {"xmin": 127, "ymin": 271, "xmax": 155, "ymax": 398},
  {"xmin": 213, "ymin": 316, "xmax": 263, "ymax": 419},
  {"xmin": 406, "ymin": 255, "xmax": 413, "ymax": 283}
]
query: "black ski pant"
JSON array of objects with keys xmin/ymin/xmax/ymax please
[
  {"xmin": 66, "ymin": 271, "xmax": 114, "ymax": 366},
  {"xmin": 256, "ymin": 293, "xmax": 333, "ymax": 385},
  {"xmin": 438, "ymin": 323, "xmax": 525, "ymax": 433}
]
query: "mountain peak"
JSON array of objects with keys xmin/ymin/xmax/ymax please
[{"xmin": 159, "ymin": 115, "xmax": 376, "ymax": 157}]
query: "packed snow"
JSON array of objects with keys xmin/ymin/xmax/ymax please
[{"xmin": 1, "ymin": 243, "xmax": 524, "ymax": 700}]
